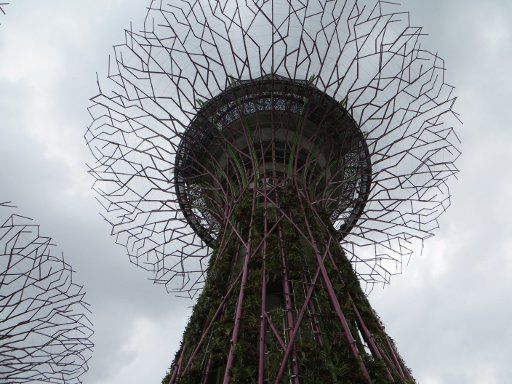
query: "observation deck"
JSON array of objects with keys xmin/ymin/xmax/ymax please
[{"xmin": 175, "ymin": 75, "xmax": 372, "ymax": 246}]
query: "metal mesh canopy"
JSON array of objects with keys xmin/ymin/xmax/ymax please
[
  {"xmin": 86, "ymin": 0, "xmax": 460, "ymax": 295},
  {"xmin": 0, "ymin": 203, "xmax": 94, "ymax": 384}
]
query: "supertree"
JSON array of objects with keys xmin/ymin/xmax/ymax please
[
  {"xmin": 86, "ymin": 0, "xmax": 460, "ymax": 382},
  {"xmin": 0, "ymin": 202, "xmax": 94, "ymax": 384}
]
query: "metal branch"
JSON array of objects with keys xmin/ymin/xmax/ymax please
[{"xmin": 0, "ymin": 203, "xmax": 94, "ymax": 384}]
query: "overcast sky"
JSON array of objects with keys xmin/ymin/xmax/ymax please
[{"xmin": 0, "ymin": 1, "xmax": 511, "ymax": 384}]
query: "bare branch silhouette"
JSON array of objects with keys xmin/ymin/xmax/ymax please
[{"xmin": 0, "ymin": 203, "xmax": 94, "ymax": 383}]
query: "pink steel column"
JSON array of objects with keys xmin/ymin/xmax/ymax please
[
  {"xmin": 258, "ymin": 199, "xmax": 269, "ymax": 384},
  {"xmin": 222, "ymin": 171, "xmax": 258, "ymax": 383},
  {"xmin": 278, "ymin": 226, "xmax": 301, "ymax": 384},
  {"xmin": 258, "ymin": 264, "xmax": 267, "ymax": 384},
  {"xmin": 222, "ymin": 243, "xmax": 251, "ymax": 383},
  {"xmin": 307, "ymin": 289, "xmax": 324, "ymax": 347}
]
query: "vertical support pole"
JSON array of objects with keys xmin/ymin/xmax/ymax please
[
  {"xmin": 258, "ymin": 205, "xmax": 268, "ymax": 384},
  {"xmin": 307, "ymin": 296, "xmax": 324, "ymax": 347},
  {"xmin": 223, "ymin": 157, "xmax": 258, "ymax": 383},
  {"xmin": 258, "ymin": 261, "xmax": 267, "ymax": 384},
  {"xmin": 201, "ymin": 356, "xmax": 213, "ymax": 384},
  {"xmin": 277, "ymin": 225, "xmax": 301, "ymax": 383},
  {"xmin": 223, "ymin": 247, "xmax": 251, "ymax": 384}
]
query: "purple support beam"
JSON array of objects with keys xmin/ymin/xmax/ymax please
[
  {"xmin": 222, "ymin": 187, "xmax": 258, "ymax": 384},
  {"xmin": 278, "ymin": 226, "xmax": 301, "ymax": 383}
]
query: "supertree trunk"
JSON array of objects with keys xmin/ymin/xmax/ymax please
[{"xmin": 166, "ymin": 187, "xmax": 413, "ymax": 383}]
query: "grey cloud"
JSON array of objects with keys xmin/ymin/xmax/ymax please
[{"xmin": 1, "ymin": 0, "xmax": 511, "ymax": 383}]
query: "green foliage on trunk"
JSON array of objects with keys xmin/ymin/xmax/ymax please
[{"xmin": 163, "ymin": 188, "xmax": 413, "ymax": 383}]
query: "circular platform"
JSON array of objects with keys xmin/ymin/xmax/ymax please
[{"xmin": 175, "ymin": 75, "xmax": 371, "ymax": 246}]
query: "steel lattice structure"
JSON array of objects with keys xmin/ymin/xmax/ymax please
[
  {"xmin": 86, "ymin": 0, "xmax": 460, "ymax": 382},
  {"xmin": 0, "ymin": 203, "xmax": 94, "ymax": 384}
]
